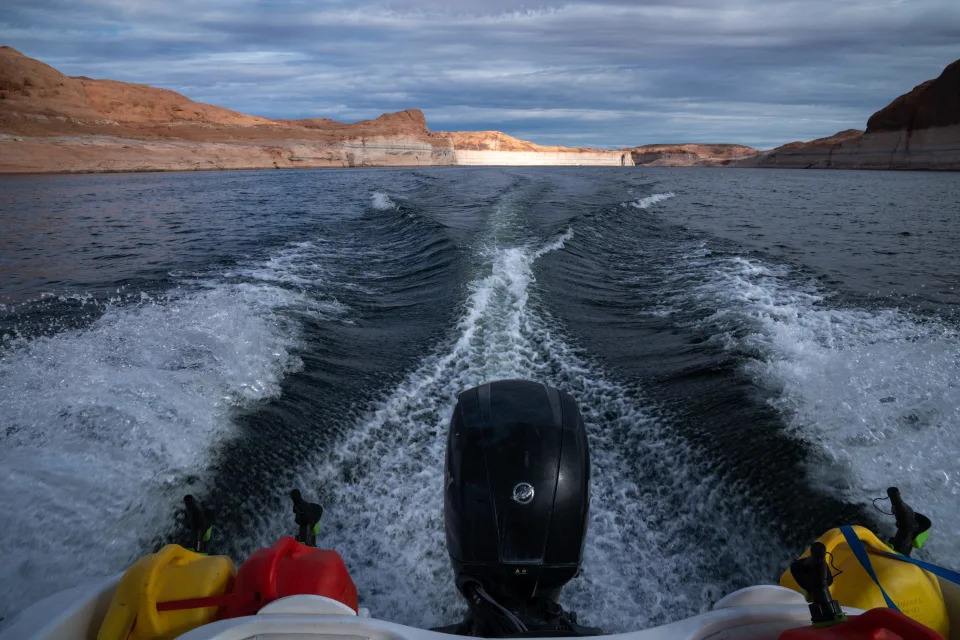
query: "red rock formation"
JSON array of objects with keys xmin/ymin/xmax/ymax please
[
  {"xmin": 0, "ymin": 47, "xmax": 452, "ymax": 172},
  {"xmin": 736, "ymin": 58, "xmax": 960, "ymax": 170},
  {"xmin": 21, "ymin": 45, "xmax": 949, "ymax": 173},
  {"xmin": 0, "ymin": 46, "xmax": 271, "ymax": 126},
  {"xmin": 441, "ymin": 130, "xmax": 593, "ymax": 152},
  {"xmin": 443, "ymin": 131, "xmax": 757, "ymax": 166},
  {"xmin": 768, "ymin": 129, "xmax": 864, "ymax": 151},
  {"xmin": 364, "ymin": 108, "xmax": 430, "ymax": 134},
  {"xmin": 0, "ymin": 44, "xmax": 436, "ymax": 139},
  {"xmin": 630, "ymin": 143, "xmax": 757, "ymax": 166},
  {"xmin": 866, "ymin": 59, "xmax": 960, "ymax": 132}
]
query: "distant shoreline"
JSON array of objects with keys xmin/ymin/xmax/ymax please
[{"xmin": 2, "ymin": 46, "xmax": 958, "ymax": 173}]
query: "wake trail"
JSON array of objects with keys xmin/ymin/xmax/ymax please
[
  {"xmin": 246, "ymin": 195, "xmax": 787, "ymax": 632},
  {"xmin": 665, "ymin": 249, "xmax": 960, "ymax": 565}
]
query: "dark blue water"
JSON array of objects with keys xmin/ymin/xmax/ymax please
[{"xmin": 1, "ymin": 167, "xmax": 958, "ymax": 630}]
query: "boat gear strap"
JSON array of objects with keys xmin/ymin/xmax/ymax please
[
  {"xmin": 868, "ymin": 547, "xmax": 960, "ymax": 585},
  {"xmin": 839, "ymin": 526, "xmax": 900, "ymax": 611},
  {"xmin": 156, "ymin": 591, "xmax": 257, "ymax": 612},
  {"xmin": 841, "ymin": 525, "xmax": 960, "ymax": 607}
]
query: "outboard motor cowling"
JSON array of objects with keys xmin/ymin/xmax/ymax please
[{"xmin": 442, "ymin": 380, "xmax": 595, "ymax": 636}]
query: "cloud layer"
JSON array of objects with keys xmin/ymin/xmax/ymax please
[{"xmin": 4, "ymin": 0, "xmax": 959, "ymax": 148}]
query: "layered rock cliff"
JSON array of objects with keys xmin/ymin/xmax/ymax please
[
  {"xmin": 738, "ymin": 59, "xmax": 960, "ymax": 170},
  {"xmin": 7, "ymin": 45, "xmax": 954, "ymax": 174},
  {"xmin": 0, "ymin": 46, "xmax": 454, "ymax": 172},
  {"xmin": 866, "ymin": 59, "xmax": 960, "ymax": 133},
  {"xmin": 440, "ymin": 132, "xmax": 758, "ymax": 167},
  {"xmin": 443, "ymin": 130, "xmax": 634, "ymax": 166},
  {"xmin": 630, "ymin": 143, "xmax": 757, "ymax": 166}
]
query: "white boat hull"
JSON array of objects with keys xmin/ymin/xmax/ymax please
[{"xmin": 0, "ymin": 581, "xmax": 867, "ymax": 640}]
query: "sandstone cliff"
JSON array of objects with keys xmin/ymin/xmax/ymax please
[
  {"xmin": 0, "ymin": 46, "xmax": 271, "ymax": 127},
  {"xmin": 440, "ymin": 131, "xmax": 759, "ymax": 167},
  {"xmin": 11, "ymin": 45, "xmax": 952, "ymax": 174},
  {"xmin": 0, "ymin": 46, "xmax": 453, "ymax": 172},
  {"xmin": 866, "ymin": 59, "xmax": 960, "ymax": 132},
  {"xmin": 630, "ymin": 143, "xmax": 757, "ymax": 166},
  {"xmin": 737, "ymin": 58, "xmax": 960, "ymax": 170},
  {"xmin": 444, "ymin": 130, "xmax": 559, "ymax": 152},
  {"xmin": 442, "ymin": 130, "xmax": 633, "ymax": 165}
]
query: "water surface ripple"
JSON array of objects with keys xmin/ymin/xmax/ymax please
[{"xmin": 1, "ymin": 167, "xmax": 958, "ymax": 630}]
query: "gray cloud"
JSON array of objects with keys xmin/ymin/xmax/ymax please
[{"xmin": 3, "ymin": 0, "xmax": 958, "ymax": 148}]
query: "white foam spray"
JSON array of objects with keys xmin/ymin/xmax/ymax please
[
  {"xmin": 372, "ymin": 191, "xmax": 398, "ymax": 211},
  {"xmin": 630, "ymin": 193, "xmax": 676, "ymax": 209},
  {"xmin": 0, "ymin": 241, "xmax": 345, "ymax": 622},
  {"xmin": 686, "ymin": 254, "xmax": 960, "ymax": 564}
]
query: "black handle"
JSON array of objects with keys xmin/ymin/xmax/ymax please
[
  {"xmin": 790, "ymin": 542, "xmax": 846, "ymax": 626},
  {"xmin": 183, "ymin": 495, "xmax": 212, "ymax": 553},
  {"xmin": 887, "ymin": 486, "xmax": 931, "ymax": 556},
  {"xmin": 290, "ymin": 489, "xmax": 324, "ymax": 547}
]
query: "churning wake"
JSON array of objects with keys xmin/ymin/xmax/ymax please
[
  {"xmin": 629, "ymin": 192, "xmax": 675, "ymax": 209},
  {"xmin": 239, "ymin": 194, "xmax": 788, "ymax": 633},
  {"xmin": 0, "ymin": 240, "xmax": 346, "ymax": 622},
  {"xmin": 4, "ymin": 169, "xmax": 955, "ymax": 634},
  {"xmin": 372, "ymin": 191, "xmax": 399, "ymax": 211},
  {"xmin": 660, "ymin": 247, "xmax": 960, "ymax": 565}
]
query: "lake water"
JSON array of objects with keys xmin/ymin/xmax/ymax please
[{"xmin": 1, "ymin": 166, "xmax": 958, "ymax": 630}]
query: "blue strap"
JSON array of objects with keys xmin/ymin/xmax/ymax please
[
  {"xmin": 870, "ymin": 547, "xmax": 960, "ymax": 586},
  {"xmin": 839, "ymin": 525, "xmax": 901, "ymax": 611}
]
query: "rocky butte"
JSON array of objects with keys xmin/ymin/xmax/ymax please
[
  {"xmin": 0, "ymin": 46, "xmax": 453, "ymax": 173},
  {"xmin": 735, "ymin": 58, "xmax": 960, "ymax": 170}
]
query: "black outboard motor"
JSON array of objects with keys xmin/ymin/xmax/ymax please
[{"xmin": 440, "ymin": 380, "xmax": 599, "ymax": 637}]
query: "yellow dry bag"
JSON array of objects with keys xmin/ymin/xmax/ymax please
[
  {"xmin": 781, "ymin": 525, "xmax": 949, "ymax": 638},
  {"xmin": 98, "ymin": 544, "xmax": 235, "ymax": 640}
]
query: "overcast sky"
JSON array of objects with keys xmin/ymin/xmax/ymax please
[{"xmin": 3, "ymin": 0, "xmax": 959, "ymax": 148}]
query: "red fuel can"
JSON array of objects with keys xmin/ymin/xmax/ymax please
[
  {"xmin": 221, "ymin": 536, "xmax": 358, "ymax": 618},
  {"xmin": 779, "ymin": 608, "xmax": 945, "ymax": 640}
]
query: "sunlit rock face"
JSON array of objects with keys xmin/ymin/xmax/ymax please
[
  {"xmin": 735, "ymin": 58, "xmax": 960, "ymax": 171},
  {"xmin": 0, "ymin": 47, "xmax": 454, "ymax": 173}
]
